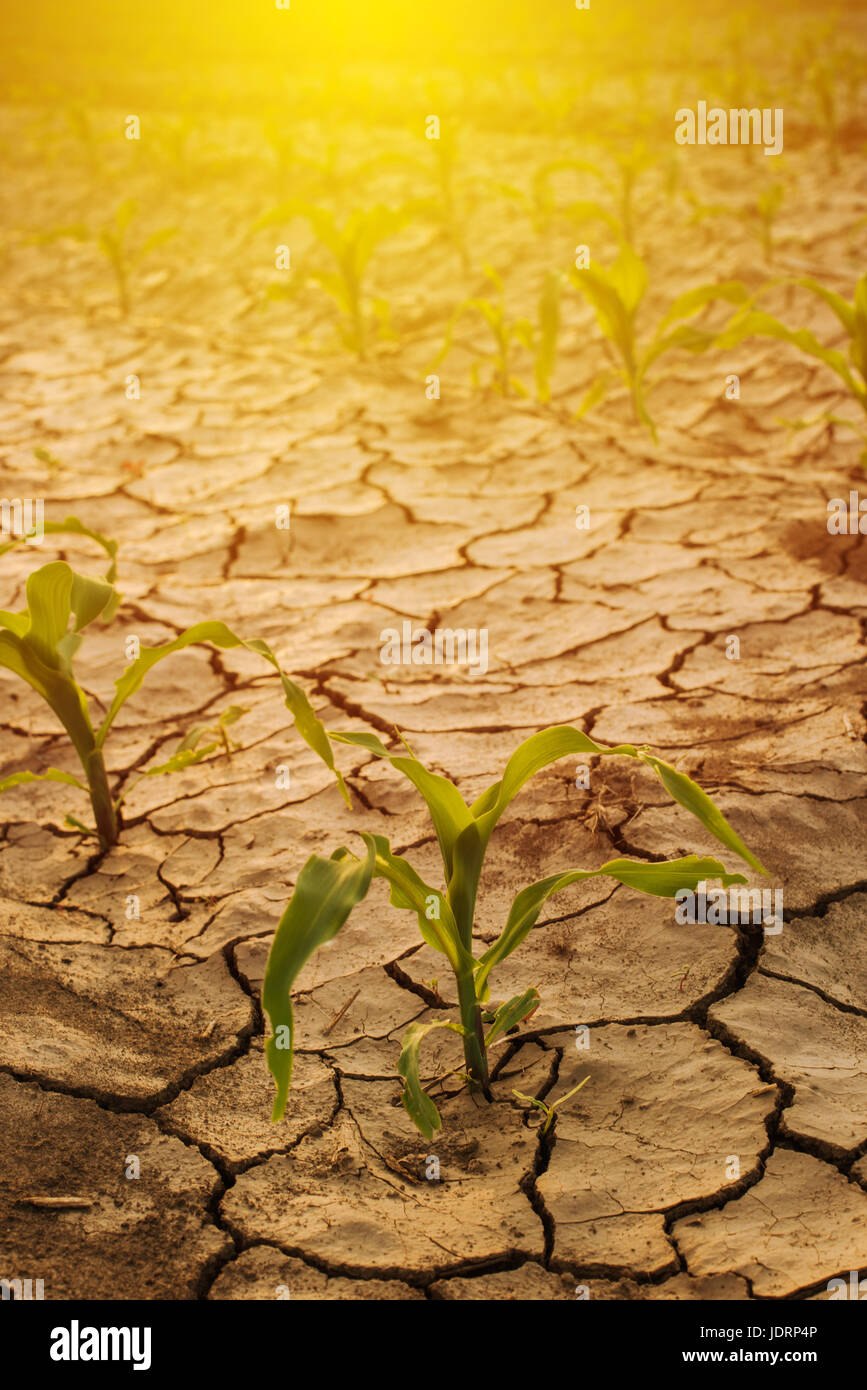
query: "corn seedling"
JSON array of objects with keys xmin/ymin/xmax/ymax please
[
  {"xmin": 35, "ymin": 200, "xmax": 177, "ymax": 316},
  {"xmin": 686, "ymin": 182, "xmax": 785, "ymax": 265},
  {"xmin": 513, "ymin": 1076, "xmax": 590, "ymax": 1134},
  {"xmin": 252, "ymin": 199, "xmax": 420, "ymax": 357},
  {"xmin": 537, "ymin": 144, "xmax": 659, "ymax": 249},
  {"xmin": 425, "ymin": 126, "xmax": 472, "ymax": 272},
  {"xmin": 492, "ymin": 171, "xmax": 558, "ymax": 235},
  {"xmin": 808, "ymin": 59, "xmax": 840, "ymax": 175},
  {"xmin": 263, "ymin": 723, "xmax": 766, "ymax": 1139},
  {"xmin": 715, "ymin": 273, "xmax": 867, "ymax": 465},
  {"xmin": 434, "ymin": 266, "xmax": 562, "ymax": 401},
  {"xmin": 0, "ymin": 528, "xmax": 346, "ymax": 849},
  {"xmin": 96, "ymin": 199, "xmax": 178, "ymax": 317},
  {"xmin": 570, "ymin": 245, "xmax": 750, "ymax": 438}
]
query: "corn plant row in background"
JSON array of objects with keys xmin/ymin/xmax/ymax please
[{"xmin": 0, "ymin": 522, "xmax": 346, "ymax": 848}]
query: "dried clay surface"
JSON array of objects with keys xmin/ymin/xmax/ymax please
[{"xmin": 1, "ymin": 41, "xmax": 866, "ymax": 1301}]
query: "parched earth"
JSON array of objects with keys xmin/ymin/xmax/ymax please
[{"xmin": 0, "ymin": 85, "xmax": 866, "ymax": 1301}]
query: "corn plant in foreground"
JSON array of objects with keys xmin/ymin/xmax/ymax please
[
  {"xmin": 715, "ymin": 273, "xmax": 867, "ymax": 465},
  {"xmin": 0, "ymin": 533, "xmax": 346, "ymax": 849},
  {"xmin": 263, "ymin": 725, "xmax": 765, "ymax": 1139},
  {"xmin": 570, "ymin": 245, "xmax": 750, "ymax": 439}
]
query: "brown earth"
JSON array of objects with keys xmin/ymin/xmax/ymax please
[{"xmin": 0, "ymin": 36, "xmax": 866, "ymax": 1301}]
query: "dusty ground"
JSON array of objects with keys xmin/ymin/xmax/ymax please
[{"xmin": 1, "ymin": 23, "xmax": 866, "ymax": 1300}]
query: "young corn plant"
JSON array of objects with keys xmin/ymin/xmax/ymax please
[
  {"xmin": 263, "ymin": 724, "xmax": 766, "ymax": 1139},
  {"xmin": 715, "ymin": 273, "xmax": 867, "ymax": 465},
  {"xmin": 96, "ymin": 199, "xmax": 178, "ymax": 317},
  {"xmin": 570, "ymin": 245, "xmax": 750, "ymax": 438},
  {"xmin": 35, "ymin": 200, "xmax": 177, "ymax": 316},
  {"xmin": 0, "ymin": 536, "xmax": 346, "ymax": 849},
  {"xmin": 536, "ymin": 144, "xmax": 659, "ymax": 249},
  {"xmin": 252, "ymin": 200, "xmax": 420, "ymax": 358},
  {"xmin": 685, "ymin": 183, "xmax": 785, "ymax": 265},
  {"xmin": 434, "ymin": 266, "xmax": 562, "ymax": 401}
]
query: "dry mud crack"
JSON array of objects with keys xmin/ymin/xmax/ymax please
[{"xmin": 1, "ymin": 17, "xmax": 867, "ymax": 1302}]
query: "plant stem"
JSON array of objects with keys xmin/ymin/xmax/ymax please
[
  {"xmin": 85, "ymin": 748, "xmax": 119, "ymax": 849},
  {"xmin": 456, "ymin": 967, "xmax": 489, "ymax": 1093}
]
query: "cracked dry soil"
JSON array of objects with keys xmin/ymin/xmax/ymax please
[{"xmin": 1, "ymin": 28, "xmax": 867, "ymax": 1302}]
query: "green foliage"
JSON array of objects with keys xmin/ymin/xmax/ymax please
[
  {"xmin": 263, "ymin": 723, "xmax": 765, "ymax": 1138},
  {"xmin": 570, "ymin": 246, "xmax": 750, "ymax": 438},
  {"xmin": 253, "ymin": 199, "xmax": 421, "ymax": 357},
  {"xmin": 715, "ymin": 273, "xmax": 867, "ymax": 464},
  {"xmin": 513, "ymin": 1075, "xmax": 589, "ymax": 1135},
  {"xmin": 535, "ymin": 144, "xmax": 660, "ymax": 248},
  {"xmin": 0, "ymin": 531, "xmax": 345, "ymax": 849},
  {"xmin": 33, "ymin": 200, "xmax": 177, "ymax": 316},
  {"xmin": 96, "ymin": 199, "xmax": 178, "ymax": 316},
  {"xmin": 686, "ymin": 182, "xmax": 784, "ymax": 264},
  {"xmin": 434, "ymin": 266, "xmax": 563, "ymax": 401}
]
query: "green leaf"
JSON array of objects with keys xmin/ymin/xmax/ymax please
[
  {"xmin": 97, "ymin": 625, "xmax": 348, "ymax": 804},
  {"xmin": 0, "ymin": 767, "xmax": 87, "ymax": 794},
  {"xmin": 535, "ymin": 271, "xmax": 561, "ymax": 402},
  {"xmin": 142, "ymin": 739, "xmax": 220, "ymax": 777},
  {"xmin": 795, "ymin": 277, "xmax": 855, "ymax": 336},
  {"xmin": 264, "ymin": 844, "xmax": 376, "ymax": 1121},
  {"xmin": 358, "ymin": 831, "xmax": 470, "ymax": 971},
  {"xmin": 607, "ymin": 244, "xmax": 648, "ymax": 316},
  {"xmin": 571, "ymin": 262, "xmax": 636, "ymax": 367},
  {"xmin": 115, "ymin": 198, "xmax": 138, "ymax": 235},
  {"xmin": 24, "ymin": 561, "xmax": 74, "ymax": 666},
  {"xmin": 136, "ymin": 226, "xmax": 178, "ymax": 260},
  {"xmin": 656, "ymin": 281, "xmax": 751, "ymax": 334},
  {"xmin": 330, "ymin": 731, "xmax": 473, "ymax": 878},
  {"xmin": 715, "ymin": 309, "xmax": 859, "ymax": 395},
  {"xmin": 476, "ymin": 854, "xmax": 749, "ymax": 994},
  {"xmin": 512, "ymin": 1089, "xmax": 548, "ymax": 1115},
  {"xmin": 638, "ymin": 753, "xmax": 768, "ymax": 874},
  {"xmin": 563, "ymin": 198, "xmax": 623, "ymax": 237},
  {"xmin": 0, "ymin": 628, "xmax": 94, "ymax": 763},
  {"xmin": 0, "ymin": 515, "xmax": 118, "ymax": 586},
  {"xmin": 397, "ymin": 1018, "xmax": 466, "ymax": 1140},
  {"xmin": 469, "ymin": 726, "xmax": 638, "ymax": 849},
  {"xmin": 484, "ymin": 988, "xmax": 540, "ymax": 1047},
  {"xmin": 575, "ymin": 371, "xmax": 616, "ymax": 418}
]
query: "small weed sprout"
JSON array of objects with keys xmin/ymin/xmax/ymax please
[
  {"xmin": 434, "ymin": 266, "xmax": 562, "ymax": 401},
  {"xmin": 513, "ymin": 1076, "xmax": 590, "ymax": 1134},
  {"xmin": 263, "ymin": 724, "xmax": 765, "ymax": 1139},
  {"xmin": 570, "ymin": 245, "xmax": 750, "ymax": 438},
  {"xmin": 0, "ymin": 523, "xmax": 346, "ymax": 848}
]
